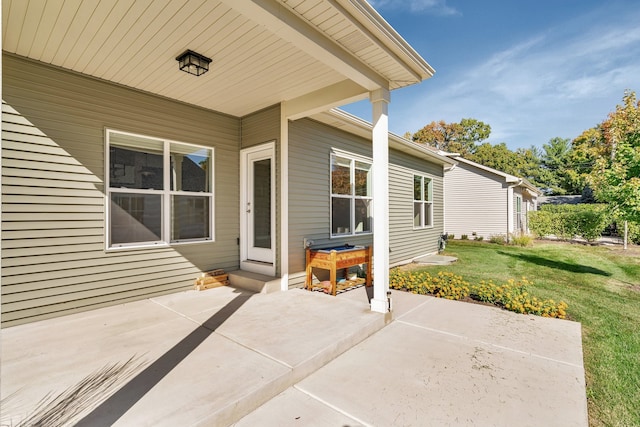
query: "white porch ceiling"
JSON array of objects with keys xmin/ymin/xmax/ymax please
[{"xmin": 2, "ymin": 0, "xmax": 433, "ymax": 118}]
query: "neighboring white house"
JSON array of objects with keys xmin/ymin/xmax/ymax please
[{"xmin": 443, "ymin": 154, "xmax": 541, "ymax": 240}]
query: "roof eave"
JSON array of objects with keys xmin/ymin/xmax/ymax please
[
  {"xmin": 312, "ymin": 109, "xmax": 456, "ymax": 167},
  {"xmin": 338, "ymin": 0, "xmax": 435, "ymax": 83}
]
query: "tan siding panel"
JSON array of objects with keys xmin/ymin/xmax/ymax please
[
  {"xmin": 288, "ymin": 119, "xmax": 446, "ymax": 280},
  {"xmin": 241, "ymin": 105, "xmax": 280, "ymax": 148},
  {"xmin": 1, "ymin": 55, "xmax": 241, "ymax": 326},
  {"xmin": 444, "ymin": 162, "xmax": 508, "ymax": 239},
  {"xmin": 388, "ymin": 150, "xmax": 444, "ymax": 265},
  {"xmin": 2, "ymin": 282, "xmax": 192, "ymax": 327},
  {"xmin": 1, "ymin": 244, "xmax": 106, "ymax": 259}
]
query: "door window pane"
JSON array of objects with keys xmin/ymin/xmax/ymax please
[
  {"xmin": 253, "ymin": 159, "xmax": 271, "ymax": 249},
  {"xmin": 110, "ymin": 193, "xmax": 162, "ymax": 244},
  {"xmin": 332, "ymin": 197, "xmax": 351, "ymax": 234}
]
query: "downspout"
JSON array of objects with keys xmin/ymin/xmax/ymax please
[
  {"xmin": 506, "ymin": 179, "xmax": 523, "ymax": 243},
  {"xmin": 442, "ymin": 163, "xmax": 456, "ymax": 238}
]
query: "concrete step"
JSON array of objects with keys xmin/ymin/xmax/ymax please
[{"xmin": 228, "ymin": 270, "xmax": 281, "ymax": 294}]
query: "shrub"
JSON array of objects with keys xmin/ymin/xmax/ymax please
[
  {"xmin": 389, "ymin": 269, "xmax": 568, "ymax": 319},
  {"xmin": 510, "ymin": 234, "xmax": 533, "ymax": 247},
  {"xmin": 470, "ymin": 277, "xmax": 568, "ymax": 318},
  {"xmin": 573, "ymin": 206, "xmax": 611, "ymax": 242},
  {"xmin": 489, "ymin": 234, "xmax": 506, "ymax": 244},
  {"xmin": 475, "ymin": 236, "xmax": 484, "ymax": 241},
  {"xmin": 389, "ymin": 269, "xmax": 469, "ymax": 300},
  {"xmin": 447, "ymin": 234, "xmax": 455, "ymax": 240},
  {"xmin": 626, "ymin": 221, "xmax": 640, "ymax": 244},
  {"xmin": 530, "ymin": 204, "xmax": 610, "ymax": 242},
  {"xmin": 528, "ymin": 211, "xmax": 554, "ymax": 237},
  {"xmin": 461, "ymin": 234, "xmax": 469, "ymax": 240}
]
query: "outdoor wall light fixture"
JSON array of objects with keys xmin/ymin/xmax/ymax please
[{"xmin": 176, "ymin": 50, "xmax": 212, "ymax": 76}]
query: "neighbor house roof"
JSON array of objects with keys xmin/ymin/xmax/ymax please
[
  {"xmin": 442, "ymin": 153, "xmax": 541, "ymax": 195},
  {"xmin": 2, "ymin": 0, "xmax": 434, "ymax": 118}
]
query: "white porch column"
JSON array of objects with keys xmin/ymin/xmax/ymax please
[
  {"xmin": 280, "ymin": 104, "xmax": 290, "ymax": 290},
  {"xmin": 370, "ymin": 88, "xmax": 390, "ymax": 313}
]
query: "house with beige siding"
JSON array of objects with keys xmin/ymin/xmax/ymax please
[
  {"xmin": 1, "ymin": 0, "xmax": 455, "ymax": 326},
  {"xmin": 443, "ymin": 154, "xmax": 540, "ymax": 241}
]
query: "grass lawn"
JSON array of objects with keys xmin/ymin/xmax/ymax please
[{"xmin": 413, "ymin": 240, "xmax": 640, "ymax": 427}]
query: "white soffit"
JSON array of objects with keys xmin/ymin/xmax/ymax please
[{"xmin": 2, "ymin": 0, "xmax": 432, "ymax": 117}]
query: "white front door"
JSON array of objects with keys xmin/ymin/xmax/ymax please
[{"xmin": 240, "ymin": 143, "xmax": 275, "ymax": 275}]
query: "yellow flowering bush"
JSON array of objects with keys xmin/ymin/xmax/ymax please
[
  {"xmin": 389, "ymin": 269, "xmax": 568, "ymax": 319},
  {"xmin": 389, "ymin": 269, "xmax": 469, "ymax": 300}
]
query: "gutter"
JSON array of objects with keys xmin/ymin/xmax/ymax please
[{"xmin": 337, "ymin": 0, "xmax": 435, "ymax": 80}]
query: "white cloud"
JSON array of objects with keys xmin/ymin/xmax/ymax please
[
  {"xmin": 369, "ymin": 0, "xmax": 459, "ymax": 16},
  {"xmin": 393, "ymin": 8, "xmax": 640, "ymax": 149}
]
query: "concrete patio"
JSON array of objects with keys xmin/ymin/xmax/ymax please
[{"xmin": 0, "ymin": 286, "xmax": 588, "ymax": 426}]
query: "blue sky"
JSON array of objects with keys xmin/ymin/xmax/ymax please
[{"xmin": 342, "ymin": 0, "xmax": 640, "ymax": 151}]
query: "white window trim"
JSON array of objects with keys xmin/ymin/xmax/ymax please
[
  {"xmin": 105, "ymin": 128, "xmax": 215, "ymax": 250},
  {"xmin": 330, "ymin": 150, "xmax": 373, "ymax": 238},
  {"xmin": 413, "ymin": 174, "xmax": 434, "ymax": 229}
]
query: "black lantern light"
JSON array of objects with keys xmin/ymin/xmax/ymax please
[{"xmin": 176, "ymin": 50, "xmax": 212, "ymax": 76}]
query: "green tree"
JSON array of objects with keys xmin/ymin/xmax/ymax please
[
  {"xmin": 411, "ymin": 118, "xmax": 490, "ymax": 156},
  {"xmin": 588, "ymin": 90, "xmax": 640, "ymax": 223},
  {"xmin": 540, "ymin": 137, "xmax": 572, "ymax": 195},
  {"xmin": 457, "ymin": 118, "xmax": 491, "ymax": 149}
]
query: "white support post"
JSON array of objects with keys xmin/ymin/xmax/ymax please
[
  {"xmin": 280, "ymin": 103, "xmax": 290, "ymax": 290},
  {"xmin": 370, "ymin": 88, "xmax": 390, "ymax": 313}
]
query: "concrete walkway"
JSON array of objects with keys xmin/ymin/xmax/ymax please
[{"xmin": 0, "ymin": 286, "xmax": 588, "ymax": 426}]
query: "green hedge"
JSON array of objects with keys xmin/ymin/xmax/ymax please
[
  {"xmin": 627, "ymin": 222, "xmax": 640, "ymax": 244},
  {"xmin": 529, "ymin": 204, "xmax": 611, "ymax": 242}
]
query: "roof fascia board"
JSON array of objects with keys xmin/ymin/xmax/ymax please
[
  {"xmin": 450, "ymin": 156, "xmax": 520, "ymax": 182},
  {"xmin": 220, "ymin": 0, "xmax": 388, "ymax": 90},
  {"xmin": 336, "ymin": 0, "xmax": 435, "ymax": 80}
]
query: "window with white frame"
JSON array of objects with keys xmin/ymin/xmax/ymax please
[
  {"xmin": 331, "ymin": 153, "xmax": 372, "ymax": 236},
  {"xmin": 107, "ymin": 129, "xmax": 214, "ymax": 248},
  {"xmin": 413, "ymin": 175, "xmax": 433, "ymax": 228}
]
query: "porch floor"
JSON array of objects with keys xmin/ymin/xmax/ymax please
[{"xmin": 1, "ymin": 286, "xmax": 587, "ymax": 426}]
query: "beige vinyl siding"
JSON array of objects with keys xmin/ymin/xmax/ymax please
[
  {"xmin": 1, "ymin": 55, "xmax": 241, "ymax": 327},
  {"xmin": 444, "ymin": 162, "xmax": 508, "ymax": 240},
  {"xmin": 240, "ymin": 105, "xmax": 281, "ymax": 275},
  {"xmin": 287, "ymin": 118, "xmax": 445, "ymax": 287},
  {"xmin": 287, "ymin": 118, "xmax": 373, "ymax": 287},
  {"xmin": 241, "ymin": 105, "xmax": 280, "ymax": 148},
  {"xmin": 389, "ymin": 150, "xmax": 444, "ymax": 265}
]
